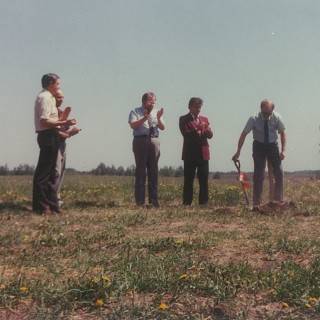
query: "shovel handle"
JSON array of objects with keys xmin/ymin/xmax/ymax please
[
  {"xmin": 233, "ymin": 159, "xmax": 241, "ymax": 173},
  {"xmin": 233, "ymin": 159, "xmax": 249, "ymax": 206}
]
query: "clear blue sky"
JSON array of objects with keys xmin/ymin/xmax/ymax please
[{"xmin": 0, "ymin": 0, "xmax": 319, "ymax": 171}]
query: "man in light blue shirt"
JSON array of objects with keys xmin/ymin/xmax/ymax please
[
  {"xmin": 128, "ymin": 92, "xmax": 165, "ymax": 207},
  {"xmin": 242, "ymin": 111, "xmax": 285, "ymax": 144},
  {"xmin": 232, "ymin": 99, "xmax": 286, "ymax": 210},
  {"xmin": 129, "ymin": 104, "xmax": 164, "ymax": 137}
]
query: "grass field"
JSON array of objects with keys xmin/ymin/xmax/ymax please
[{"xmin": 1, "ymin": 175, "xmax": 320, "ymax": 319}]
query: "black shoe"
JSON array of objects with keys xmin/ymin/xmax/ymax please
[
  {"xmin": 51, "ymin": 209, "xmax": 62, "ymax": 215},
  {"xmin": 38, "ymin": 209, "xmax": 52, "ymax": 215},
  {"xmin": 252, "ymin": 206, "xmax": 268, "ymax": 214},
  {"xmin": 33, "ymin": 206, "xmax": 51, "ymax": 215},
  {"xmin": 136, "ymin": 203, "xmax": 146, "ymax": 208},
  {"xmin": 199, "ymin": 203, "xmax": 208, "ymax": 208}
]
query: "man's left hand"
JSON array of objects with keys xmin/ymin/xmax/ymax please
[
  {"xmin": 200, "ymin": 122, "xmax": 208, "ymax": 130},
  {"xmin": 66, "ymin": 118, "xmax": 77, "ymax": 126},
  {"xmin": 157, "ymin": 108, "xmax": 164, "ymax": 120},
  {"xmin": 280, "ymin": 152, "xmax": 285, "ymax": 160}
]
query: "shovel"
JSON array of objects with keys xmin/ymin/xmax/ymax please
[{"xmin": 233, "ymin": 159, "xmax": 250, "ymax": 206}]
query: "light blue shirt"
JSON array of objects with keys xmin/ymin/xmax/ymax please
[
  {"xmin": 128, "ymin": 106, "xmax": 164, "ymax": 137},
  {"xmin": 243, "ymin": 112, "xmax": 285, "ymax": 143}
]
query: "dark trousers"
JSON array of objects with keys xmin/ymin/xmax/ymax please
[
  {"xmin": 133, "ymin": 136, "xmax": 160, "ymax": 205},
  {"xmin": 252, "ymin": 141, "xmax": 283, "ymax": 206},
  {"xmin": 183, "ymin": 159, "xmax": 209, "ymax": 205},
  {"xmin": 32, "ymin": 130, "xmax": 59, "ymax": 213}
]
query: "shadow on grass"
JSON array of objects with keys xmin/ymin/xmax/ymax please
[
  {"xmin": 0, "ymin": 200, "xmax": 120, "ymax": 213},
  {"xmin": 0, "ymin": 201, "xmax": 32, "ymax": 213},
  {"xmin": 72, "ymin": 200, "xmax": 120, "ymax": 209}
]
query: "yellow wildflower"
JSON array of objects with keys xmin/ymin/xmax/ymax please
[
  {"xmin": 102, "ymin": 275, "xmax": 110, "ymax": 282},
  {"xmin": 308, "ymin": 297, "xmax": 318, "ymax": 305},
  {"xmin": 179, "ymin": 274, "xmax": 189, "ymax": 280},
  {"xmin": 19, "ymin": 287, "xmax": 28, "ymax": 293},
  {"xmin": 281, "ymin": 302, "xmax": 289, "ymax": 309},
  {"xmin": 95, "ymin": 299, "xmax": 104, "ymax": 307},
  {"xmin": 159, "ymin": 302, "xmax": 169, "ymax": 310}
]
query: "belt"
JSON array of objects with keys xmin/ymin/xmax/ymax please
[
  {"xmin": 134, "ymin": 135, "xmax": 148, "ymax": 138},
  {"xmin": 36, "ymin": 128, "xmax": 57, "ymax": 134},
  {"xmin": 134, "ymin": 135, "xmax": 159, "ymax": 139},
  {"xmin": 253, "ymin": 140, "xmax": 278, "ymax": 147}
]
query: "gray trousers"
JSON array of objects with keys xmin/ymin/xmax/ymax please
[
  {"xmin": 253, "ymin": 141, "xmax": 283, "ymax": 206},
  {"xmin": 132, "ymin": 136, "xmax": 160, "ymax": 205},
  {"xmin": 54, "ymin": 140, "xmax": 66, "ymax": 202}
]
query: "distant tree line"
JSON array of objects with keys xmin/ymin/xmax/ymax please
[
  {"xmin": 90, "ymin": 163, "xmax": 185, "ymax": 177},
  {"xmin": 1, "ymin": 162, "xmax": 319, "ymax": 179},
  {"xmin": 0, "ymin": 163, "xmax": 185, "ymax": 177},
  {"xmin": 0, "ymin": 164, "xmax": 35, "ymax": 175},
  {"xmin": 90, "ymin": 163, "xmax": 135, "ymax": 176}
]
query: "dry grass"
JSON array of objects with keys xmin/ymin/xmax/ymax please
[{"xmin": 1, "ymin": 175, "xmax": 320, "ymax": 319}]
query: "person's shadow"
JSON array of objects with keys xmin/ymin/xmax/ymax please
[{"xmin": 0, "ymin": 201, "xmax": 32, "ymax": 214}]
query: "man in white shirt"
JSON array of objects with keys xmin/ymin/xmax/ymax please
[{"xmin": 32, "ymin": 73, "xmax": 76, "ymax": 214}]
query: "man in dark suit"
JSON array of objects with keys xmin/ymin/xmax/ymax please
[{"xmin": 179, "ymin": 97, "xmax": 213, "ymax": 205}]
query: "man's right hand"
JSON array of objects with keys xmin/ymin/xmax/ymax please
[
  {"xmin": 143, "ymin": 109, "xmax": 150, "ymax": 117},
  {"xmin": 66, "ymin": 119, "xmax": 77, "ymax": 126},
  {"xmin": 232, "ymin": 151, "xmax": 240, "ymax": 162}
]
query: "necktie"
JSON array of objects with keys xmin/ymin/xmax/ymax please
[
  {"xmin": 147, "ymin": 113, "xmax": 153, "ymax": 136},
  {"xmin": 147, "ymin": 112, "xmax": 158, "ymax": 137},
  {"xmin": 264, "ymin": 119, "xmax": 269, "ymax": 144},
  {"xmin": 147, "ymin": 114, "xmax": 153, "ymax": 128}
]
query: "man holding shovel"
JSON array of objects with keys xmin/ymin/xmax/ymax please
[{"xmin": 232, "ymin": 99, "xmax": 286, "ymax": 211}]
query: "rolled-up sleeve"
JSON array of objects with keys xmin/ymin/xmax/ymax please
[
  {"xmin": 277, "ymin": 116, "xmax": 285, "ymax": 133},
  {"xmin": 243, "ymin": 117, "xmax": 254, "ymax": 134},
  {"xmin": 128, "ymin": 110, "xmax": 137, "ymax": 124}
]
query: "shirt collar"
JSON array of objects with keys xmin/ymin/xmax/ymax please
[
  {"xmin": 141, "ymin": 105, "xmax": 154, "ymax": 113},
  {"xmin": 259, "ymin": 112, "xmax": 273, "ymax": 120},
  {"xmin": 190, "ymin": 112, "xmax": 199, "ymax": 120}
]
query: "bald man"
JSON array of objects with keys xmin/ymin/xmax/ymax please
[
  {"xmin": 54, "ymin": 90, "xmax": 80, "ymax": 207},
  {"xmin": 232, "ymin": 99, "xmax": 286, "ymax": 210}
]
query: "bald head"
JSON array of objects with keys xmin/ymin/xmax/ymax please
[
  {"xmin": 55, "ymin": 89, "xmax": 64, "ymax": 108},
  {"xmin": 260, "ymin": 99, "xmax": 274, "ymax": 116}
]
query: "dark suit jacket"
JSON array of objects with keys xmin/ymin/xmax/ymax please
[{"xmin": 179, "ymin": 113, "xmax": 213, "ymax": 161}]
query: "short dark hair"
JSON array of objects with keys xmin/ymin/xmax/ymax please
[
  {"xmin": 41, "ymin": 73, "xmax": 60, "ymax": 89},
  {"xmin": 188, "ymin": 97, "xmax": 203, "ymax": 107},
  {"xmin": 142, "ymin": 92, "xmax": 156, "ymax": 103}
]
